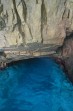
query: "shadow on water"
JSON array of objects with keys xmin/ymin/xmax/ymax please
[{"xmin": 0, "ymin": 57, "xmax": 73, "ymax": 111}]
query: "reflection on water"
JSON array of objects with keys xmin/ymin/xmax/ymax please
[{"xmin": 0, "ymin": 57, "xmax": 73, "ymax": 111}]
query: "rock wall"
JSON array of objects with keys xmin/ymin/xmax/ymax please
[
  {"xmin": 0, "ymin": 0, "xmax": 73, "ymax": 47},
  {"xmin": 0, "ymin": 0, "xmax": 73, "ymax": 65}
]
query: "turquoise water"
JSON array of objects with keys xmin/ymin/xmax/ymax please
[{"xmin": 0, "ymin": 57, "xmax": 73, "ymax": 111}]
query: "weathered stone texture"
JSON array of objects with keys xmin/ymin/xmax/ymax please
[
  {"xmin": 0, "ymin": 0, "xmax": 73, "ymax": 46},
  {"xmin": 0, "ymin": 0, "xmax": 73, "ymax": 63}
]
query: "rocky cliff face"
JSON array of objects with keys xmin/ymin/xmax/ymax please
[
  {"xmin": 0, "ymin": 0, "xmax": 67, "ymax": 46},
  {"xmin": 0, "ymin": 0, "xmax": 72, "ymax": 46},
  {"xmin": 0, "ymin": 0, "xmax": 73, "ymax": 79}
]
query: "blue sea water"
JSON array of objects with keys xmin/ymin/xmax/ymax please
[{"xmin": 0, "ymin": 57, "xmax": 73, "ymax": 111}]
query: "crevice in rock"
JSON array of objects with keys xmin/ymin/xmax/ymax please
[
  {"xmin": 41, "ymin": 0, "xmax": 47, "ymax": 43},
  {"xmin": 36, "ymin": 0, "xmax": 38, "ymax": 4},
  {"xmin": 0, "ymin": 0, "xmax": 3, "ymax": 15},
  {"xmin": 62, "ymin": 8, "xmax": 70, "ymax": 20},
  {"xmin": 62, "ymin": 0, "xmax": 68, "ymax": 20},
  {"xmin": 12, "ymin": 0, "xmax": 25, "ymax": 43},
  {"xmin": 0, "ymin": 1, "xmax": 6, "ymax": 30},
  {"xmin": 67, "ymin": 9, "xmax": 70, "ymax": 19},
  {"xmin": 5, "ymin": 10, "xmax": 8, "ymax": 23},
  {"xmin": 0, "ymin": 17, "xmax": 6, "ymax": 30},
  {"xmin": 62, "ymin": 8, "xmax": 66, "ymax": 20},
  {"xmin": 64, "ymin": 0, "xmax": 67, "ymax": 6},
  {"xmin": 12, "ymin": 0, "xmax": 21, "ymax": 30},
  {"xmin": 17, "ymin": 1, "xmax": 22, "ymax": 7},
  {"xmin": 41, "ymin": 0, "xmax": 47, "ymax": 26},
  {"xmin": 12, "ymin": 9, "xmax": 15, "ymax": 24},
  {"xmin": 21, "ymin": 0, "xmax": 27, "ymax": 22}
]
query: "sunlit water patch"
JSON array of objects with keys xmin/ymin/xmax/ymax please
[{"xmin": 0, "ymin": 57, "xmax": 73, "ymax": 111}]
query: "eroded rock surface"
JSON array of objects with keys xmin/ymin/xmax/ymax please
[{"xmin": 0, "ymin": 0, "xmax": 67, "ymax": 46}]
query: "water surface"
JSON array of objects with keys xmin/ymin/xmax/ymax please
[{"xmin": 0, "ymin": 57, "xmax": 73, "ymax": 111}]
